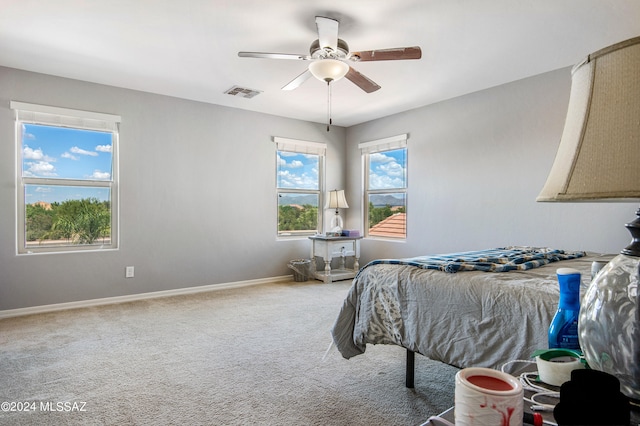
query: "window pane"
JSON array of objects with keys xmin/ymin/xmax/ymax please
[
  {"xmin": 368, "ymin": 193, "xmax": 406, "ymax": 238},
  {"xmin": 278, "ymin": 192, "xmax": 318, "ymax": 235},
  {"xmin": 368, "ymin": 148, "xmax": 406, "ymax": 190},
  {"xmin": 24, "ymin": 185, "xmax": 112, "ymax": 248},
  {"xmin": 22, "ymin": 124, "xmax": 113, "ymax": 180},
  {"xmin": 277, "ymin": 151, "xmax": 319, "ymax": 190}
]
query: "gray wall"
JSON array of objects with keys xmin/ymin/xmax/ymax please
[
  {"xmin": 345, "ymin": 68, "xmax": 636, "ymax": 263},
  {"xmin": 1, "ymin": 66, "xmax": 636, "ymax": 311},
  {"xmin": 0, "ymin": 66, "xmax": 346, "ymax": 310}
]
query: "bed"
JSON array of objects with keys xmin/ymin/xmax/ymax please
[{"xmin": 331, "ymin": 247, "xmax": 613, "ymax": 387}]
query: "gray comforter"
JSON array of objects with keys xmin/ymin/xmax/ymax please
[{"xmin": 331, "ymin": 251, "xmax": 613, "ymax": 369}]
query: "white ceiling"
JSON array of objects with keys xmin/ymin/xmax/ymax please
[{"xmin": 2, "ymin": 0, "xmax": 640, "ymax": 127}]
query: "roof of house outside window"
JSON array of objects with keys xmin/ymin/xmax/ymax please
[{"xmin": 369, "ymin": 213, "xmax": 406, "ymax": 238}]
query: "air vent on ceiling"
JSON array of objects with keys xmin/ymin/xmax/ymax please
[{"xmin": 224, "ymin": 86, "xmax": 262, "ymax": 99}]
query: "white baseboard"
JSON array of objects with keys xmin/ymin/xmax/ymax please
[{"xmin": 0, "ymin": 275, "xmax": 292, "ymax": 319}]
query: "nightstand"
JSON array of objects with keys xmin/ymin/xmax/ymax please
[{"xmin": 309, "ymin": 235, "xmax": 362, "ymax": 283}]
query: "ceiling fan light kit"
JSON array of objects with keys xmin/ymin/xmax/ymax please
[{"xmin": 308, "ymin": 59, "xmax": 349, "ymax": 83}]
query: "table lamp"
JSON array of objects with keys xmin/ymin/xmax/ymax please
[
  {"xmin": 537, "ymin": 36, "xmax": 640, "ymax": 403},
  {"xmin": 326, "ymin": 189, "xmax": 349, "ymax": 234}
]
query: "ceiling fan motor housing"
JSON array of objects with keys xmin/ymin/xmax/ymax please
[{"xmin": 310, "ymin": 38, "xmax": 350, "ymax": 59}]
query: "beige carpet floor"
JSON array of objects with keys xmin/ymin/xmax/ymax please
[{"xmin": 0, "ymin": 279, "xmax": 458, "ymax": 425}]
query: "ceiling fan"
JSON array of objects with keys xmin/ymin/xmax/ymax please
[{"xmin": 238, "ymin": 16, "xmax": 422, "ymax": 93}]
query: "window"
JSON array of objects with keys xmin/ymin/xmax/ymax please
[
  {"xmin": 360, "ymin": 134, "xmax": 408, "ymax": 239},
  {"xmin": 275, "ymin": 137, "xmax": 325, "ymax": 237},
  {"xmin": 12, "ymin": 101, "xmax": 120, "ymax": 254}
]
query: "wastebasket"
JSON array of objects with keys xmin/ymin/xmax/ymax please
[{"xmin": 288, "ymin": 259, "xmax": 311, "ymax": 282}]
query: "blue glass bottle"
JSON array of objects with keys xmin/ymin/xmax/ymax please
[{"xmin": 548, "ymin": 268, "xmax": 582, "ymax": 350}]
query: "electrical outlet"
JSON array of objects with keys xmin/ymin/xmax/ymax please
[{"xmin": 125, "ymin": 266, "xmax": 134, "ymax": 278}]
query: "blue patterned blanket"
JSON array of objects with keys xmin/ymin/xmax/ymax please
[{"xmin": 362, "ymin": 246, "xmax": 586, "ymax": 274}]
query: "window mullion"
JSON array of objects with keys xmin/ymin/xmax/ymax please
[{"xmin": 22, "ymin": 177, "xmax": 112, "ymax": 187}]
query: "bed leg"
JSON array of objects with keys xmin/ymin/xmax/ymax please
[{"xmin": 406, "ymin": 349, "xmax": 415, "ymax": 388}]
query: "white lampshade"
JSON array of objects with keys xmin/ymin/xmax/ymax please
[
  {"xmin": 326, "ymin": 189, "xmax": 349, "ymax": 209},
  {"xmin": 537, "ymin": 36, "xmax": 640, "ymax": 202},
  {"xmin": 309, "ymin": 59, "xmax": 349, "ymax": 83}
]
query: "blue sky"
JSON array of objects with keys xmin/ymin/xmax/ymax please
[
  {"xmin": 276, "ymin": 151, "xmax": 319, "ymax": 190},
  {"xmin": 276, "ymin": 148, "xmax": 407, "ymax": 192},
  {"xmin": 22, "ymin": 124, "xmax": 113, "ymax": 204},
  {"xmin": 369, "ymin": 148, "xmax": 406, "ymax": 190}
]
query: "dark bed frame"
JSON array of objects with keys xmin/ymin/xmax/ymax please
[{"xmin": 406, "ymin": 349, "xmax": 416, "ymax": 388}]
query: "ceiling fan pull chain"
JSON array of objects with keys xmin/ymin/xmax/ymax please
[{"xmin": 327, "ymin": 80, "xmax": 331, "ymax": 132}]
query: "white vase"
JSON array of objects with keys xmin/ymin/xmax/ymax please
[{"xmin": 578, "ymin": 253, "xmax": 640, "ymax": 402}]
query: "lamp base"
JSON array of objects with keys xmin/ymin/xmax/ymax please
[
  {"xmin": 329, "ymin": 211, "xmax": 343, "ymax": 234},
  {"xmin": 578, "ymin": 253, "xmax": 640, "ymax": 402},
  {"xmin": 622, "ymin": 207, "xmax": 640, "ymax": 257}
]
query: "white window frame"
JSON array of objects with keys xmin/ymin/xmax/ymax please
[
  {"xmin": 274, "ymin": 137, "xmax": 326, "ymax": 239},
  {"xmin": 359, "ymin": 134, "xmax": 408, "ymax": 240},
  {"xmin": 11, "ymin": 101, "xmax": 120, "ymax": 254}
]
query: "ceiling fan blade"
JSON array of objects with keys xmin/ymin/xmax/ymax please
[
  {"xmin": 238, "ymin": 51, "xmax": 311, "ymax": 61},
  {"xmin": 345, "ymin": 67, "xmax": 381, "ymax": 93},
  {"xmin": 349, "ymin": 46, "xmax": 422, "ymax": 61},
  {"xmin": 315, "ymin": 16, "xmax": 339, "ymax": 52},
  {"xmin": 282, "ymin": 69, "xmax": 313, "ymax": 91}
]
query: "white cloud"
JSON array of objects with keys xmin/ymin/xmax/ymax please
[
  {"xmin": 369, "ymin": 173, "xmax": 405, "ymax": 189},
  {"xmin": 276, "ymin": 152, "xmax": 319, "ymax": 189},
  {"xmin": 23, "ymin": 145, "xmax": 55, "ymax": 162},
  {"xmin": 90, "ymin": 170, "xmax": 111, "ymax": 180},
  {"xmin": 277, "ymin": 170, "xmax": 295, "ymax": 186},
  {"xmin": 277, "ymin": 153, "xmax": 304, "ymax": 169},
  {"xmin": 61, "ymin": 152, "xmax": 79, "ymax": 160},
  {"xmin": 95, "ymin": 145, "xmax": 112, "ymax": 153},
  {"xmin": 277, "ymin": 169, "xmax": 318, "ymax": 189},
  {"xmin": 25, "ymin": 161, "xmax": 57, "ymax": 177},
  {"xmin": 70, "ymin": 146, "xmax": 98, "ymax": 156},
  {"xmin": 370, "ymin": 161, "xmax": 405, "ymax": 189},
  {"xmin": 370, "ymin": 152, "xmax": 396, "ymax": 164},
  {"xmin": 378, "ymin": 161, "xmax": 405, "ymax": 177},
  {"xmin": 23, "ymin": 146, "xmax": 44, "ymax": 160},
  {"xmin": 369, "ymin": 153, "xmax": 406, "ymax": 189}
]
